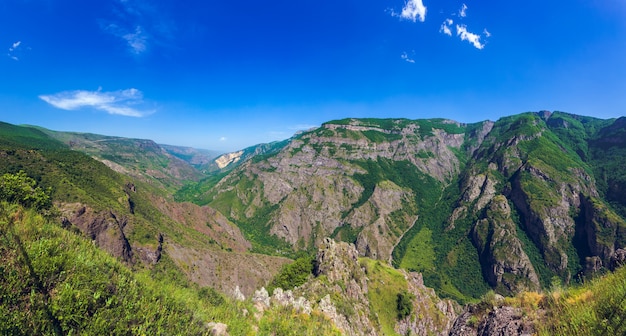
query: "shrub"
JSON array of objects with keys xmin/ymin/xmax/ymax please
[
  {"xmin": 267, "ymin": 255, "xmax": 314, "ymax": 293},
  {"xmin": 396, "ymin": 291, "xmax": 414, "ymax": 319},
  {"xmin": 0, "ymin": 171, "xmax": 51, "ymax": 210}
]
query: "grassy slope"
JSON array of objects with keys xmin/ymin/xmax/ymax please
[
  {"xmin": 0, "ymin": 201, "xmax": 341, "ymax": 335},
  {"xmin": 538, "ymin": 265, "xmax": 626, "ymax": 335},
  {"xmin": 0, "ymin": 202, "xmax": 232, "ymax": 335}
]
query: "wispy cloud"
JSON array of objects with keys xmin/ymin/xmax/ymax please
[
  {"xmin": 101, "ymin": 0, "xmax": 176, "ymax": 56},
  {"xmin": 440, "ymin": 19, "xmax": 453, "ymax": 36},
  {"xmin": 39, "ymin": 88, "xmax": 154, "ymax": 117},
  {"xmin": 459, "ymin": 4, "xmax": 468, "ymax": 17},
  {"xmin": 103, "ymin": 23, "xmax": 148, "ymax": 54},
  {"xmin": 483, "ymin": 29, "xmax": 491, "ymax": 38},
  {"xmin": 392, "ymin": 0, "xmax": 427, "ymax": 22},
  {"xmin": 219, "ymin": 137, "xmax": 227, "ymax": 142},
  {"xmin": 401, "ymin": 52, "xmax": 415, "ymax": 63},
  {"xmin": 7, "ymin": 40, "xmax": 22, "ymax": 61},
  {"xmin": 456, "ymin": 24, "xmax": 485, "ymax": 49}
]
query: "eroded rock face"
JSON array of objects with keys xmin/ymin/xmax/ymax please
[
  {"xmin": 209, "ymin": 119, "xmax": 469, "ymax": 257},
  {"xmin": 472, "ymin": 196, "xmax": 541, "ymax": 293},
  {"xmin": 449, "ymin": 306, "xmax": 535, "ymax": 336},
  {"xmin": 59, "ymin": 203, "xmax": 133, "ymax": 263},
  {"xmin": 299, "ymin": 238, "xmax": 458, "ymax": 336}
]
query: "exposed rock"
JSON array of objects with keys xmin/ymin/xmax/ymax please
[
  {"xmin": 472, "ymin": 196, "xmax": 541, "ymax": 293},
  {"xmin": 136, "ymin": 232, "xmax": 163, "ymax": 265},
  {"xmin": 299, "ymin": 238, "xmax": 457, "ymax": 335},
  {"xmin": 395, "ymin": 272, "xmax": 460, "ymax": 336},
  {"xmin": 211, "ymin": 119, "xmax": 467, "ymax": 255},
  {"xmin": 611, "ymin": 248, "xmax": 626, "ymax": 269},
  {"xmin": 166, "ymin": 244, "xmax": 290, "ymax": 297},
  {"xmin": 252, "ymin": 287, "xmax": 270, "ymax": 308},
  {"xmin": 449, "ymin": 306, "xmax": 535, "ymax": 336},
  {"xmin": 580, "ymin": 196, "xmax": 626, "ymax": 271},
  {"xmin": 478, "ymin": 306, "xmax": 534, "ymax": 336},
  {"xmin": 206, "ymin": 322, "xmax": 229, "ymax": 336},
  {"xmin": 59, "ymin": 203, "xmax": 133, "ymax": 263},
  {"xmin": 271, "ymin": 288, "xmax": 312, "ymax": 314},
  {"xmin": 215, "ymin": 150, "xmax": 244, "ymax": 169},
  {"xmin": 353, "ymin": 181, "xmax": 414, "ymax": 261},
  {"xmin": 232, "ymin": 286, "xmax": 245, "ymax": 301}
]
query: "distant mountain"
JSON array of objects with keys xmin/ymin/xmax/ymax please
[
  {"xmin": 37, "ymin": 128, "xmax": 205, "ymax": 190},
  {"xmin": 205, "ymin": 140, "xmax": 290, "ymax": 172},
  {"xmin": 178, "ymin": 112, "xmax": 626, "ymax": 302},
  {"xmin": 160, "ymin": 144, "xmax": 221, "ymax": 168}
]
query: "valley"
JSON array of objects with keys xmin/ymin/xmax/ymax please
[{"xmin": 1, "ymin": 111, "xmax": 626, "ymax": 335}]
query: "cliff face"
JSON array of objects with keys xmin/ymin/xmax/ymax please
[
  {"xmin": 294, "ymin": 239, "xmax": 459, "ymax": 336},
  {"xmin": 198, "ymin": 112, "xmax": 626, "ymax": 298},
  {"xmin": 207, "ymin": 118, "xmax": 467, "ymax": 260}
]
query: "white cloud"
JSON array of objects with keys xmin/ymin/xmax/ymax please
[
  {"xmin": 8, "ymin": 41, "xmax": 23, "ymax": 61},
  {"xmin": 456, "ymin": 24, "xmax": 485, "ymax": 49},
  {"xmin": 459, "ymin": 4, "xmax": 468, "ymax": 17},
  {"xmin": 401, "ymin": 52, "xmax": 415, "ymax": 63},
  {"xmin": 104, "ymin": 24, "xmax": 148, "ymax": 54},
  {"xmin": 39, "ymin": 88, "xmax": 153, "ymax": 117},
  {"xmin": 484, "ymin": 29, "xmax": 491, "ymax": 37},
  {"xmin": 219, "ymin": 137, "xmax": 227, "ymax": 142},
  {"xmin": 393, "ymin": 0, "xmax": 427, "ymax": 23},
  {"xmin": 123, "ymin": 26, "xmax": 147, "ymax": 54},
  {"xmin": 440, "ymin": 19, "xmax": 453, "ymax": 36},
  {"xmin": 9, "ymin": 41, "xmax": 21, "ymax": 51}
]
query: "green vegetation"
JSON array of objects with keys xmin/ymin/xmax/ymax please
[
  {"xmin": 396, "ymin": 291, "xmax": 415, "ymax": 319},
  {"xmin": 207, "ymin": 173, "xmax": 294, "ymax": 256},
  {"xmin": 398, "ymin": 227, "xmax": 435, "ymax": 272},
  {"xmin": 174, "ymin": 170, "xmax": 229, "ymax": 204},
  {"xmin": 361, "ymin": 258, "xmax": 410, "ymax": 335},
  {"xmin": 538, "ymin": 265, "xmax": 626, "ymax": 335},
  {"xmin": 361, "ymin": 130, "xmax": 403, "ymax": 143},
  {"xmin": 268, "ymin": 255, "xmax": 314, "ymax": 294},
  {"xmin": 0, "ymin": 171, "xmax": 51, "ymax": 211},
  {"xmin": 0, "ymin": 203, "xmax": 225, "ymax": 335}
]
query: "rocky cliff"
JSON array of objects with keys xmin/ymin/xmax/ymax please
[
  {"xmin": 193, "ymin": 112, "xmax": 626, "ymax": 299},
  {"xmin": 258, "ymin": 238, "xmax": 459, "ymax": 335}
]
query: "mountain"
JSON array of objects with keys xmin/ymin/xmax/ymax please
[
  {"xmin": 0, "ymin": 122, "xmax": 290, "ymax": 296},
  {"xmin": 179, "ymin": 111, "xmax": 626, "ymax": 302},
  {"xmin": 2, "ymin": 112, "xmax": 626, "ymax": 335}
]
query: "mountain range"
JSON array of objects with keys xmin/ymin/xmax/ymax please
[{"xmin": 1, "ymin": 110, "xmax": 625, "ymax": 335}]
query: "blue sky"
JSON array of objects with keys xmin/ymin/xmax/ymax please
[{"xmin": 1, "ymin": 0, "xmax": 625, "ymax": 151}]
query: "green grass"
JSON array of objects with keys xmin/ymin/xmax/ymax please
[
  {"xmin": 0, "ymin": 200, "xmax": 343, "ymax": 335},
  {"xmin": 361, "ymin": 258, "xmax": 409, "ymax": 335},
  {"xmin": 398, "ymin": 227, "xmax": 435, "ymax": 272},
  {"xmin": 0, "ymin": 203, "xmax": 223, "ymax": 335},
  {"xmin": 538, "ymin": 266, "xmax": 626, "ymax": 335}
]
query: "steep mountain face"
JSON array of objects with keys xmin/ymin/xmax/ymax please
[
  {"xmin": 160, "ymin": 144, "xmax": 220, "ymax": 168},
  {"xmin": 184, "ymin": 112, "xmax": 626, "ymax": 300},
  {"xmin": 288, "ymin": 238, "xmax": 459, "ymax": 335},
  {"xmin": 202, "ymin": 118, "xmax": 466, "ymax": 259}
]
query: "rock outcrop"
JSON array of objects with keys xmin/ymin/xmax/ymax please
[
  {"xmin": 59, "ymin": 203, "xmax": 133, "ymax": 263},
  {"xmin": 294, "ymin": 238, "xmax": 459, "ymax": 335},
  {"xmin": 449, "ymin": 306, "xmax": 535, "ymax": 336}
]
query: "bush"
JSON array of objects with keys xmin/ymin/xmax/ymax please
[
  {"xmin": 396, "ymin": 291, "xmax": 414, "ymax": 319},
  {"xmin": 267, "ymin": 255, "xmax": 314, "ymax": 293},
  {"xmin": 0, "ymin": 171, "xmax": 51, "ymax": 210}
]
